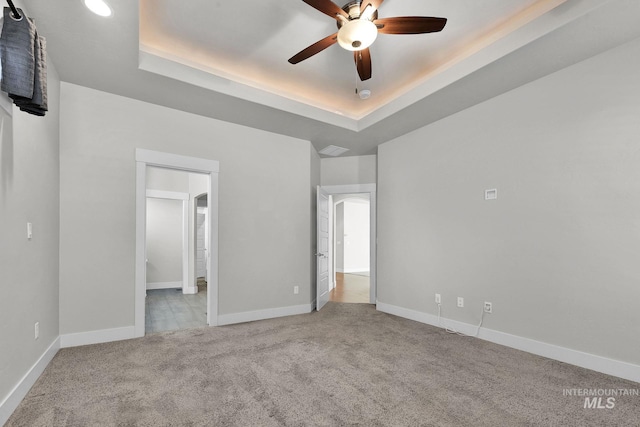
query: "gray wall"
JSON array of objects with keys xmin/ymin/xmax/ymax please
[
  {"xmin": 343, "ymin": 200, "xmax": 370, "ymax": 273},
  {"xmin": 332, "ymin": 194, "xmax": 371, "ymax": 275},
  {"xmin": 333, "ymin": 198, "xmax": 370, "ymax": 274},
  {"xmin": 146, "ymin": 198, "xmax": 183, "ymax": 285},
  {"xmin": 0, "ymin": 55, "xmax": 61, "ymax": 404},
  {"xmin": 59, "ymin": 83, "xmax": 313, "ymax": 334},
  {"xmin": 377, "ymin": 37, "xmax": 640, "ymax": 365},
  {"xmin": 321, "ymin": 155, "xmax": 377, "ymax": 186}
]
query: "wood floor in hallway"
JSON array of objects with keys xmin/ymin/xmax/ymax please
[{"xmin": 329, "ymin": 273, "xmax": 370, "ymax": 303}]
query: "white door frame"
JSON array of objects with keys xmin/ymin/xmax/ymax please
[
  {"xmin": 322, "ymin": 184, "xmax": 377, "ymax": 305},
  {"xmin": 135, "ymin": 149, "xmax": 220, "ymax": 337},
  {"xmin": 145, "ymin": 190, "xmax": 190, "ymax": 292}
]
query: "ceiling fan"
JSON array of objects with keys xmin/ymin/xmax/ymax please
[{"xmin": 288, "ymin": 0, "xmax": 447, "ymax": 81}]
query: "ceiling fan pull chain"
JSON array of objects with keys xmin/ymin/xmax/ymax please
[{"xmin": 354, "ymin": 52, "xmax": 360, "ymax": 94}]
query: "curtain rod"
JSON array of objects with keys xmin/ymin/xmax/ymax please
[{"xmin": 6, "ymin": 0, "xmax": 21, "ymax": 19}]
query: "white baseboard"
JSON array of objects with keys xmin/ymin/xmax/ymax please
[
  {"xmin": 146, "ymin": 281, "xmax": 182, "ymax": 290},
  {"xmin": 0, "ymin": 337, "xmax": 60, "ymax": 426},
  {"xmin": 376, "ymin": 302, "xmax": 640, "ymax": 384},
  {"xmin": 60, "ymin": 326, "xmax": 136, "ymax": 348},
  {"xmin": 218, "ymin": 304, "xmax": 313, "ymax": 326},
  {"xmin": 182, "ymin": 286, "xmax": 197, "ymax": 295},
  {"xmin": 344, "ymin": 268, "xmax": 369, "ymax": 274}
]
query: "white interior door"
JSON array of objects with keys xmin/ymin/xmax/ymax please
[{"xmin": 317, "ymin": 186, "xmax": 330, "ymax": 310}]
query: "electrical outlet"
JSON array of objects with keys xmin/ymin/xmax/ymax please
[
  {"xmin": 457, "ymin": 297, "xmax": 464, "ymax": 308},
  {"xmin": 435, "ymin": 293, "xmax": 441, "ymax": 304},
  {"xmin": 293, "ymin": 286, "xmax": 299, "ymax": 295},
  {"xmin": 484, "ymin": 302, "xmax": 493, "ymax": 314},
  {"xmin": 34, "ymin": 322, "xmax": 39, "ymax": 340}
]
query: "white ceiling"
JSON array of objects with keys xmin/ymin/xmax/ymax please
[
  {"xmin": 22, "ymin": 0, "xmax": 640, "ymax": 156},
  {"xmin": 140, "ymin": 0, "xmax": 551, "ymax": 120}
]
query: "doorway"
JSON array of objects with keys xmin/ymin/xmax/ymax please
[
  {"xmin": 143, "ymin": 167, "xmax": 208, "ymax": 334},
  {"xmin": 316, "ymin": 184, "xmax": 376, "ymax": 310},
  {"xmin": 331, "ymin": 195, "xmax": 370, "ymax": 303},
  {"xmin": 135, "ymin": 149, "xmax": 220, "ymax": 337}
]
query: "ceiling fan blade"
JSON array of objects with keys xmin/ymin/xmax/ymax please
[
  {"xmin": 354, "ymin": 48, "xmax": 372, "ymax": 81},
  {"xmin": 360, "ymin": 0, "xmax": 384, "ymax": 17},
  {"xmin": 374, "ymin": 16, "xmax": 447, "ymax": 35},
  {"xmin": 289, "ymin": 33, "xmax": 338, "ymax": 64},
  {"xmin": 302, "ymin": 0, "xmax": 349, "ymax": 20}
]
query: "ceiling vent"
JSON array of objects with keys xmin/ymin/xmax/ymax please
[{"xmin": 319, "ymin": 145, "xmax": 350, "ymax": 157}]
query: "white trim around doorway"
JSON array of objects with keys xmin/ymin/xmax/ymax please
[{"xmin": 135, "ymin": 149, "xmax": 220, "ymax": 337}]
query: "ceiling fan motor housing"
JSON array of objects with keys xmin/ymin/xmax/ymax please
[{"xmin": 337, "ymin": 1, "xmax": 378, "ymax": 27}]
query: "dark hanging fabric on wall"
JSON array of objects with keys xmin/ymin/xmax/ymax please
[{"xmin": 0, "ymin": 7, "xmax": 48, "ymax": 116}]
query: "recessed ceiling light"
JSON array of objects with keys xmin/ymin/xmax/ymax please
[{"xmin": 84, "ymin": 0, "xmax": 112, "ymax": 17}]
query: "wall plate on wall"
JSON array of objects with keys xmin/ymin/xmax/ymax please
[{"xmin": 485, "ymin": 189, "xmax": 497, "ymax": 200}]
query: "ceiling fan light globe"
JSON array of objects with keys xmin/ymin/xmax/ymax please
[{"xmin": 337, "ymin": 19, "xmax": 378, "ymax": 51}]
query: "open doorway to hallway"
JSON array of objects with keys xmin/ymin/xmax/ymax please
[
  {"xmin": 135, "ymin": 148, "xmax": 220, "ymax": 337},
  {"xmin": 144, "ymin": 166, "xmax": 208, "ymax": 334},
  {"xmin": 316, "ymin": 184, "xmax": 376, "ymax": 310},
  {"xmin": 330, "ymin": 194, "xmax": 370, "ymax": 304}
]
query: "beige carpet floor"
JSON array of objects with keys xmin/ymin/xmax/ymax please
[{"xmin": 7, "ymin": 302, "xmax": 639, "ymax": 426}]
